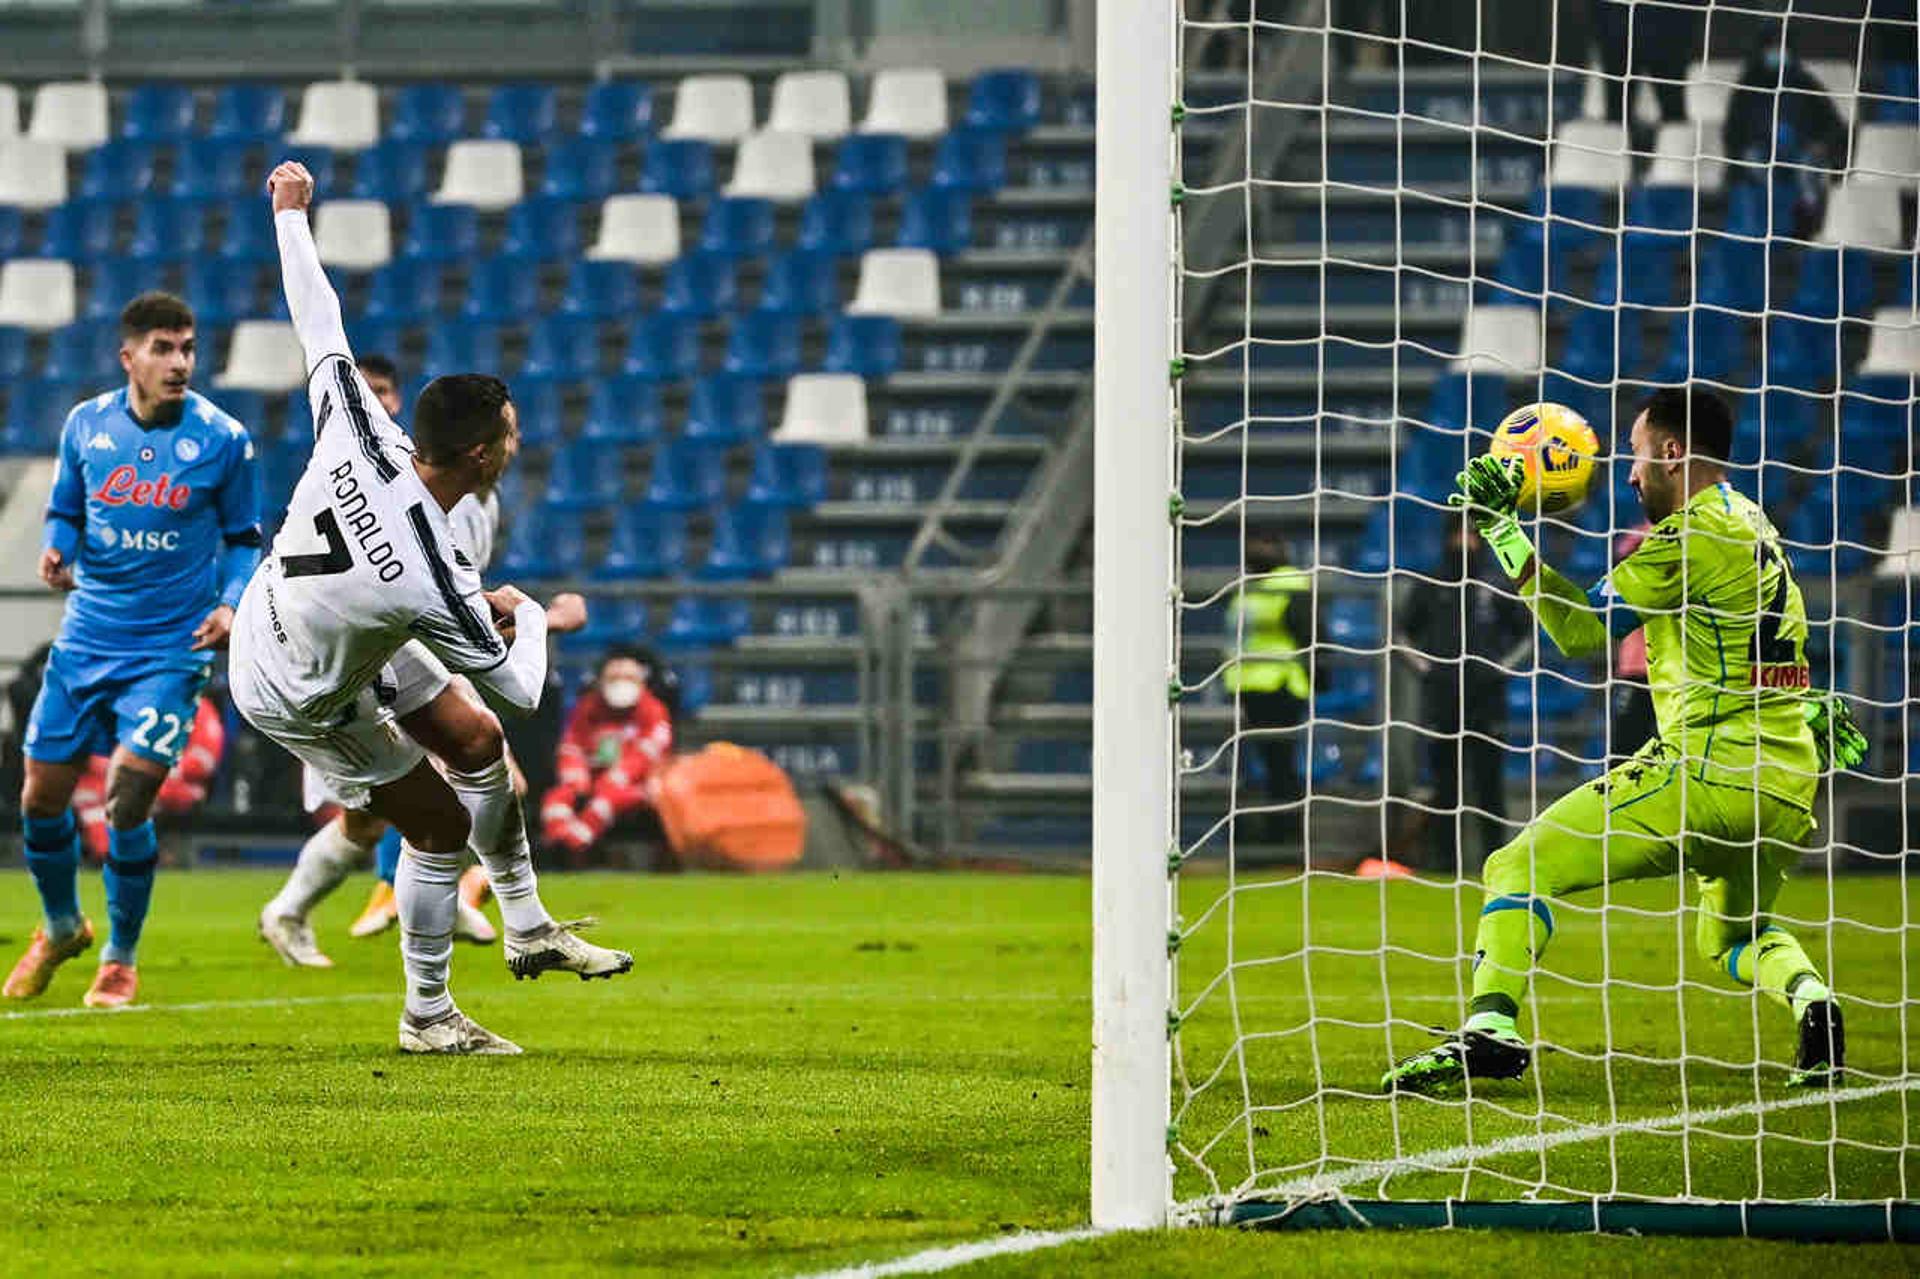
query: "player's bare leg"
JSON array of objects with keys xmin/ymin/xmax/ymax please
[
  {"xmin": 5, "ymin": 758, "xmax": 95, "ymax": 1000},
  {"xmin": 259, "ymin": 808, "xmax": 386, "ymax": 967}
]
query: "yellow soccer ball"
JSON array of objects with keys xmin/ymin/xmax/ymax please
[{"xmin": 1488, "ymin": 402, "xmax": 1601, "ymax": 516}]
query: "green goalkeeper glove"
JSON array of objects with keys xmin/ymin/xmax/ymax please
[
  {"xmin": 1804, "ymin": 692, "xmax": 1868, "ymax": 774},
  {"xmin": 1448, "ymin": 455, "xmax": 1534, "ymax": 580}
]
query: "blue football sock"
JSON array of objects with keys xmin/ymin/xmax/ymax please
[
  {"xmin": 375, "ymin": 827, "xmax": 403, "ymax": 885},
  {"xmin": 22, "ymin": 810, "xmax": 82, "ymax": 939},
  {"xmin": 101, "ymin": 821, "xmax": 158, "ymax": 967}
]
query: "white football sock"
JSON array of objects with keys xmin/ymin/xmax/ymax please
[
  {"xmin": 395, "ymin": 841, "xmax": 459, "ymax": 1021},
  {"xmin": 446, "ymin": 758, "xmax": 553, "ymax": 934},
  {"xmin": 266, "ymin": 820, "xmax": 369, "ymax": 922}
]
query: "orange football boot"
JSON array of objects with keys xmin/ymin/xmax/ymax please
[
  {"xmin": 82, "ymin": 961, "xmax": 138, "ymax": 1009},
  {"xmin": 2, "ymin": 918, "xmax": 95, "ymax": 1000}
]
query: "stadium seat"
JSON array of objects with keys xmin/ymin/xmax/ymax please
[
  {"xmin": 663, "ymin": 73, "xmax": 755, "ymax": 143},
  {"xmin": 183, "ymin": 258, "xmax": 259, "ymax": 327},
  {"xmin": 483, "ymin": 82, "xmax": 558, "ymax": 143},
  {"xmin": 0, "ymin": 207, "xmax": 18, "ymax": 258},
  {"xmin": 594, "ymin": 506, "xmax": 688, "ymax": 580},
  {"xmin": 639, "ymin": 138, "xmax": 717, "ymax": 201},
  {"xmin": 725, "ymin": 131, "xmax": 815, "ymax": 201},
  {"xmin": 0, "ymin": 139, "xmax": 69, "ymax": 209},
  {"xmin": 580, "ymin": 79, "xmax": 654, "ymax": 142},
  {"xmin": 122, "ymin": 83, "xmax": 196, "ymax": 142},
  {"xmin": 313, "ymin": 199, "xmax": 393, "ymax": 270},
  {"xmin": 621, "ymin": 311, "xmax": 701, "ymax": 381},
  {"xmin": 495, "ymin": 505, "xmax": 586, "ymax": 580},
  {"xmin": 848, "ymin": 247, "xmax": 940, "ymax": 318},
  {"xmin": 896, "ymin": 186, "xmax": 972, "ymax": 254},
  {"xmin": 581, "ymin": 373, "xmax": 665, "ymax": 444},
  {"xmin": 280, "ymin": 145, "xmax": 339, "ymax": 192},
  {"xmin": 544, "ymin": 437, "xmax": 628, "ymax": 512},
  {"xmin": 399, "ymin": 203, "xmax": 480, "ymax": 264},
  {"xmin": 289, "ymin": 80, "xmax": 379, "ymax": 151},
  {"xmin": 389, "ymin": 82, "xmax": 466, "ymax": 144},
  {"xmin": 1645, "ymin": 120, "xmax": 1722, "ymax": 193},
  {"xmin": 1860, "ymin": 309, "xmax": 1920, "ymax": 375},
  {"xmin": 457, "ymin": 255, "xmax": 536, "ymax": 323},
  {"xmin": 559, "ymin": 259, "xmax": 639, "ymax": 320},
  {"xmin": 1550, "ymin": 117, "xmax": 1632, "ymax": 193},
  {"xmin": 1852, "ymin": 122, "xmax": 1920, "ymax": 189},
  {"xmin": 43, "ymin": 322, "xmax": 117, "ymax": 383},
  {"xmin": 28, "ymin": 82, "xmax": 109, "ymax": 150},
  {"xmin": 756, "ymin": 248, "xmax": 839, "ymax": 316},
  {"xmin": 506, "ymin": 379, "xmax": 565, "ymax": 450},
  {"xmin": 685, "ymin": 372, "xmax": 766, "ymax": 445},
  {"xmin": 775, "ymin": 372, "xmax": 867, "ymax": 443},
  {"xmin": 425, "ymin": 320, "xmax": 502, "ymax": 376},
  {"xmin": 723, "ymin": 313, "xmax": 802, "ymax": 380},
  {"xmin": 697, "ymin": 195, "xmax": 775, "ymax": 258},
  {"xmin": 0, "ymin": 85, "xmax": 17, "ymax": 140},
  {"xmin": 500, "ymin": 196, "xmax": 582, "ymax": 264},
  {"xmin": 207, "ymin": 389, "xmax": 267, "ymax": 438},
  {"xmin": 131, "ymin": 199, "xmax": 209, "ymax": 263},
  {"xmin": 0, "ymin": 260, "xmax": 76, "ymax": 330},
  {"xmin": 1451, "ymin": 303, "xmax": 1541, "ymax": 376},
  {"xmin": 587, "ymin": 193, "xmax": 680, "ymax": 265},
  {"xmin": 521, "ymin": 314, "xmax": 603, "ymax": 383},
  {"xmin": 1839, "ymin": 375, "xmax": 1912, "ymax": 446},
  {"xmin": 1559, "ymin": 281, "xmax": 1640, "ymax": 381},
  {"xmin": 433, "ymin": 140, "xmax": 523, "ymax": 210},
  {"xmin": 361, "ymin": 259, "xmax": 442, "ymax": 323},
  {"xmin": 822, "ymin": 314, "xmax": 902, "ymax": 377},
  {"xmin": 209, "ymin": 83, "xmax": 287, "ymax": 143},
  {"xmin": 1876, "ymin": 62, "xmax": 1920, "ymax": 123},
  {"xmin": 1323, "ymin": 597, "xmax": 1379, "ymax": 649},
  {"xmin": 78, "ymin": 139, "xmax": 157, "ymax": 201},
  {"xmin": 82, "ymin": 257, "xmax": 148, "ymax": 320},
  {"xmin": 170, "ymin": 137, "xmax": 250, "ymax": 202},
  {"xmin": 964, "ymin": 70, "xmax": 1042, "ymax": 133},
  {"xmin": 659, "ymin": 250, "xmax": 739, "ymax": 318},
  {"xmin": 40, "ymin": 200, "xmax": 113, "ymax": 259},
  {"xmin": 566, "ymin": 596, "xmax": 652, "ymax": 654},
  {"xmin": 1652, "ymin": 303, "xmax": 1745, "ymax": 385},
  {"xmin": 660, "ymin": 595, "xmax": 750, "ymax": 648},
  {"xmin": 862, "ymin": 67, "xmax": 947, "ymax": 139},
  {"xmin": 745, "ymin": 440, "xmax": 828, "ymax": 509},
  {"xmin": 930, "ymin": 128, "xmax": 1008, "ymax": 192},
  {"xmin": 643, "ymin": 438, "xmax": 728, "ymax": 510},
  {"xmin": 538, "ymin": 136, "xmax": 619, "ymax": 202},
  {"xmin": 1, "ymin": 378, "xmax": 79, "ymax": 453},
  {"xmin": 0, "ymin": 325, "xmax": 27, "ymax": 380},
  {"xmin": 768, "ymin": 70, "xmax": 852, "ymax": 140},
  {"xmin": 216, "ymin": 320, "xmax": 305, "ymax": 392},
  {"xmin": 351, "ymin": 138, "xmax": 433, "ymax": 202},
  {"xmin": 701, "ymin": 502, "xmax": 790, "ymax": 579},
  {"xmin": 831, "ymin": 133, "xmax": 908, "ymax": 195},
  {"xmin": 795, "ymin": 190, "xmax": 873, "ymax": 256}
]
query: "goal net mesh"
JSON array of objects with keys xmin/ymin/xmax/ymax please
[{"xmin": 1166, "ymin": 0, "xmax": 1919, "ymax": 1220}]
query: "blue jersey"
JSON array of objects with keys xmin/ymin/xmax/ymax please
[{"xmin": 44, "ymin": 387, "xmax": 262, "ymax": 658}]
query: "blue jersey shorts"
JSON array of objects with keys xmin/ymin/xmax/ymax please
[{"xmin": 24, "ymin": 643, "xmax": 211, "ymax": 769}]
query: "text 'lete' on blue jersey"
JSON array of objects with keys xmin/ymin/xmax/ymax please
[{"xmin": 43, "ymin": 387, "xmax": 263, "ymax": 658}]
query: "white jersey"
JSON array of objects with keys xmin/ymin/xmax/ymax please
[{"xmin": 449, "ymin": 488, "xmax": 500, "ymax": 573}]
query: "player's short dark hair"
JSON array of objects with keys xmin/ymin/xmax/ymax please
[
  {"xmin": 412, "ymin": 373, "xmax": 512, "ymax": 466},
  {"xmin": 119, "ymin": 291, "xmax": 194, "ymax": 341},
  {"xmin": 1639, "ymin": 386, "xmax": 1733, "ymax": 462},
  {"xmin": 355, "ymin": 353, "xmax": 399, "ymax": 385}
]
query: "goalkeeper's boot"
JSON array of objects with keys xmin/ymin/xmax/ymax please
[
  {"xmin": 2, "ymin": 918, "xmax": 94, "ymax": 1000},
  {"xmin": 348, "ymin": 880, "xmax": 398, "ymax": 939},
  {"xmin": 82, "ymin": 961, "xmax": 138, "ymax": 1009},
  {"xmin": 398, "ymin": 1006, "xmax": 521, "ymax": 1056},
  {"xmin": 504, "ymin": 919, "xmax": 634, "ymax": 982},
  {"xmin": 453, "ymin": 867, "xmax": 497, "ymax": 945},
  {"xmin": 258, "ymin": 907, "xmax": 334, "ymax": 969},
  {"xmin": 1787, "ymin": 999, "xmax": 1845, "ymax": 1089},
  {"xmin": 1382, "ymin": 1028, "xmax": 1531, "ymax": 1095}
]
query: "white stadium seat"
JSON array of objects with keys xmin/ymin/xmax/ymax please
[
  {"xmin": 724, "ymin": 130, "xmax": 815, "ymax": 202},
  {"xmin": 861, "ymin": 67, "xmax": 948, "ymax": 139},
  {"xmin": 0, "ymin": 85, "xmax": 19, "ymax": 140},
  {"xmin": 1451, "ymin": 304, "xmax": 1542, "ymax": 375},
  {"xmin": 1684, "ymin": 59, "xmax": 1741, "ymax": 126},
  {"xmin": 1580, "ymin": 64, "xmax": 1660, "ymax": 125},
  {"xmin": 216, "ymin": 321, "xmax": 307, "ymax": 392},
  {"xmin": 1879, "ymin": 507, "xmax": 1920, "ymax": 578},
  {"xmin": 27, "ymin": 82, "xmax": 108, "ymax": 151},
  {"xmin": 768, "ymin": 70, "xmax": 852, "ymax": 140},
  {"xmin": 0, "ymin": 259, "xmax": 75, "ymax": 330},
  {"xmin": 313, "ymin": 199, "xmax": 393, "ymax": 270},
  {"xmin": 0, "ymin": 139, "xmax": 69, "ymax": 209},
  {"xmin": 289, "ymin": 80, "xmax": 380, "ymax": 151},
  {"xmin": 1851, "ymin": 123, "xmax": 1920, "ymax": 190},
  {"xmin": 587, "ymin": 193, "xmax": 680, "ymax": 265},
  {"xmin": 1860, "ymin": 310, "xmax": 1920, "ymax": 376},
  {"xmin": 432, "ymin": 139, "xmax": 523, "ymax": 210},
  {"xmin": 776, "ymin": 373, "xmax": 868, "ymax": 444},
  {"xmin": 1551, "ymin": 119, "xmax": 1632, "ymax": 191},
  {"xmin": 848, "ymin": 248, "xmax": 940, "ymax": 318},
  {"xmin": 1817, "ymin": 182, "xmax": 1904, "ymax": 250},
  {"xmin": 663, "ymin": 74, "xmax": 755, "ymax": 144},
  {"xmin": 1646, "ymin": 121, "xmax": 1722, "ymax": 192}
]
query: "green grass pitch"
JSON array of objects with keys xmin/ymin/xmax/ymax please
[{"xmin": 1, "ymin": 867, "xmax": 1915, "ymax": 1277}]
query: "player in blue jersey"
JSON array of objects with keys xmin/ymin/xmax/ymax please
[{"xmin": 3, "ymin": 292, "xmax": 262, "ymax": 1009}]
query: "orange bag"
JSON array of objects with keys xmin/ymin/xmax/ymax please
[{"xmin": 652, "ymin": 742, "xmax": 806, "ymax": 871}]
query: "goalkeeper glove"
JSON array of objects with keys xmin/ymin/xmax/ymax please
[
  {"xmin": 1447, "ymin": 455, "xmax": 1534, "ymax": 580},
  {"xmin": 1804, "ymin": 692, "xmax": 1868, "ymax": 774}
]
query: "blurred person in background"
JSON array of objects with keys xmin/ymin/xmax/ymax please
[
  {"xmin": 540, "ymin": 647, "xmax": 679, "ymax": 865},
  {"xmin": 1226, "ymin": 539, "xmax": 1311, "ymax": 847},
  {"xmin": 1589, "ymin": 0, "xmax": 1704, "ymax": 126}
]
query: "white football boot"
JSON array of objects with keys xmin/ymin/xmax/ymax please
[
  {"xmin": 454, "ymin": 897, "xmax": 498, "ymax": 946},
  {"xmin": 258, "ymin": 908, "xmax": 334, "ymax": 969},
  {"xmin": 504, "ymin": 918, "xmax": 634, "ymax": 982},
  {"xmin": 397, "ymin": 1007, "xmax": 521, "ymax": 1055}
]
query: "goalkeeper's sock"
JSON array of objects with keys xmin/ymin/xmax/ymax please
[
  {"xmin": 1463, "ymin": 1008, "xmax": 1519, "ymax": 1039},
  {"xmin": 395, "ymin": 841, "xmax": 459, "ymax": 1021},
  {"xmin": 1724, "ymin": 924, "xmax": 1830, "ymax": 1016},
  {"xmin": 445, "ymin": 758, "xmax": 552, "ymax": 935},
  {"xmin": 266, "ymin": 820, "xmax": 368, "ymax": 921},
  {"xmin": 1469, "ymin": 892, "xmax": 1555, "ymax": 1015}
]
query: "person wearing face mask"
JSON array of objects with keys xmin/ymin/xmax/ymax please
[{"xmin": 539, "ymin": 647, "xmax": 677, "ymax": 865}]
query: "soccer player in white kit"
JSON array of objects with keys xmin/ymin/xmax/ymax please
[{"xmin": 230, "ymin": 161, "xmax": 630, "ymax": 1054}]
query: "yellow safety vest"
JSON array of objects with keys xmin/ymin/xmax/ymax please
[{"xmin": 1226, "ymin": 568, "xmax": 1310, "ymax": 697}]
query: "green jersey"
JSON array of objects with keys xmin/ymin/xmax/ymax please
[{"xmin": 1591, "ymin": 481, "xmax": 1818, "ymax": 811}]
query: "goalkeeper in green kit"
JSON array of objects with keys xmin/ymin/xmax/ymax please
[{"xmin": 1382, "ymin": 387, "xmax": 1869, "ymax": 1096}]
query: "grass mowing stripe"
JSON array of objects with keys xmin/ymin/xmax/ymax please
[
  {"xmin": 0, "ymin": 992, "xmax": 391, "ymax": 1022},
  {"xmin": 796, "ymin": 1228, "xmax": 1108, "ymax": 1278}
]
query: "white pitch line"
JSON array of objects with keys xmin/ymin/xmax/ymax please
[
  {"xmin": 795, "ymin": 1228, "xmax": 1107, "ymax": 1279},
  {"xmin": 0, "ymin": 991, "xmax": 390, "ymax": 1022}
]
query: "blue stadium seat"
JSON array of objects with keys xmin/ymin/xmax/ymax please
[
  {"xmin": 42, "ymin": 201, "xmax": 116, "ymax": 261},
  {"xmin": 661, "ymin": 596, "xmax": 750, "ymax": 649},
  {"xmin": 507, "ymin": 379, "xmax": 566, "ymax": 450},
  {"xmin": 521, "ymin": 314, "xmax": 603, "ymax": 384},
  {"xmin": 122, "ymin": 83, "xmax": 196, "ymax": 142},
  {"xmin": 580, "ymin": 79, "xmax": 654, "ymax": 142},
  {"xmin": 482, "ymin": 82, "xmax": 558, "ymax": 143},
  {"xmin": 351, "ymin": 139, "xmax": 434, "ymax": 203},
  {"xmin": 581, "ymin": 374, "xmax": 665, "ymax": 444},
  {"xmin": 283, "ymin": 389, "xmax": 314, "ymax": 439},
  {"xmin": 930, "ymin": 128, "xmax": 1009, "ymax": 192},
  {"xmin": 831, "ymin": 134, "xmax": 908, "ymax": 195},
  {"xmin": 698, "ymin": 195, "xmax": 775, "ymax": 259},
  {"xmin": 659, "ymin": 251, "xmax": 738, "ymax": 319},
  {"xmin": 0, "ymin": 326, "xmax": 27, "ymax": 380},
  {"xmin": 214, "ymin": 196, "xmax": 275, "ymax": 265},
  {"xmin": 1322, "ymin": 597, "xmax": 1379, "ymax": 649},
  {"xmin": 42, "ymin": 323, "xmax": 116, "ymax": 383},
  {"xmin": 700, "ymin": 502, "xmax": 790, "ymax": 579},
  {"xmin": 1, "ymin": 380, "xmax": 81, "ymax": 455},
  {"xmin": 640, "ymin": 138, "xmax": 717, "ymax": 201},
  {"xmin": 1840, "ymin": 374, "xmax": 1916, "ymax": 443},
  {"xmin": 537, "ymin": 137, "xmax": 619, "ymax": 202},
  {"xmin": 1785, "ymin": 245, "xmax": 1876, "ymax": 320},
  {"xmin": 400, "ymin": 204, "xmax": 480, "ymax": 265},
  {"xmin": 501, "ymin": 196, "xmax": 582, "ymax": 263},
  {"xmin": 559, "ymin": 259, "xmax": 640, "ymax": 319},
  {"xmin": 83, "ymin": 257, "xmax": 152, "ymax": 320},
  {"xmin": 896, "ymin": 186, "xmax": 973, "ymax": 255},
  {"xmin": 621, "ymin": 312, "xmax": 700, "ymax": 381},
  {"xmin": 1314, "ymin": 669, "xmax": 1378, "ymax": 720},
  {"xmin": 79, "ymin": 141, "xmax": 159, "ymax": 202},
  {"xmin": 209, "ymin": 389, "xmax": 268, "ymax": 438},
  {"xmin": 0, "ymin": 209, "xmax": 18, "ymax": 259},
  {"xmin": 796, "ymin": 190, "xmax": 874, "ymax": 257},
  {"xmin": 823, "ymin": 314, "xmax": 902, "ymax": 377},
  {"xmin": 495, "ymin": 505, "xmax": 587, "ymax": 579},
  {"xmin": 1764, "ymin": 312, "xmax": 1842, "ymax": 391},
  {"xmin": 964, "ymin": 70, "xmax": 1042, "ymax": 133},
  {"xmin": 745, "ymin": 441, "xmax": 827, "ymax": 510},
  {"xmin": 171, "ymin": 137, "xmax": 251, "ymax": 202},
  {"xmin": 756, "ymin": 248, "xmax": 840, "ymax": 316},
  {"xmin": 594, "ymin": 506, "xmax": 688, "ymax": 580},
  {"xmin": 722, "ymin": 312, "xmax": 801, "ymax": 380},
  {"xmin": 1877, "ymin": 61, "xmax": 1920, "ymax": 122},
  {"xmin": 184, "ymin": 258, "xmax": 259, "ymax": 326},
  {"xmin": 565, "ymin": 597, "xmax": 651, "ymax": 654},
  {"xmin": 425, "ymin": 321, "xmax": 502, "ymax": 376},
  {"xmin": 1626, "ymin": 183, "xmax": 1695, "ymax": 233},
  {"xmin": 361, "ymin": 260, "xmax": 442, "ymax": 323},
  {"xmin": 209, "ymin": 83, "xmax": 287, "ymax": 143},
  {"xmin": 131, "ymin": 198, "xmax": 208, "ymax": 263},
  {"xmin": 389, "ymin": 83, "xmax": 466, "ymax": 144},
  {"xmin": 1558, "ymin": 292, "xmax": 1640, "ymax": 382},
  {"xmin": 684, "ymin": 372, "xmax": 766, "ymax": 445},
  {"xmin": 644, "ymin": 438, "xmax": 728, "ymax": 511},
  {"xmin": 459, "ymin": 256, "xmax": 538, "ymax": 323},
  {"xmin": 1653, "ymin": 304, "xmax": 1745, "ymax": 384},
  {"xmin": 544, "ymin": 438, "xmax": 628, "ymax": 511}
]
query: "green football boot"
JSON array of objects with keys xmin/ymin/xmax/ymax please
[{"xmin": 1382, "ymin": 1028, "xmax": 1532, "ymax": 1096}]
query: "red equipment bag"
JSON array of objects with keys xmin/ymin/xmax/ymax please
[{"xmin": 652, "ymin": 742, "xmax": 806, "ymax": 871}]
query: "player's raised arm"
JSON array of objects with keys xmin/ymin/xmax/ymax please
[
  {"xmin": 268, "ymin": 160, "xmax": 352, "ymax": 374},
  {"xmin": 1449, "ymin": 454, "xmax": 1611, "ymax": 660},
  {"xmin": 467, "ymin": 584, "xmax": 550, "ymax": 714}
]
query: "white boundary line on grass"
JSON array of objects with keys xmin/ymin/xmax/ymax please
[
  {"xmin": 0, "ymin": 992, "xmax": 390, "ymax": 1022},
  {"xmin": 796, "ymin": 1228, "xmax": 1108, "ymax": 1279}
]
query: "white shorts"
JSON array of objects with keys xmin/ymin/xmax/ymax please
[{"xmin": 295, "ymin": 641, "xmax": 452, "ymax": 812}]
